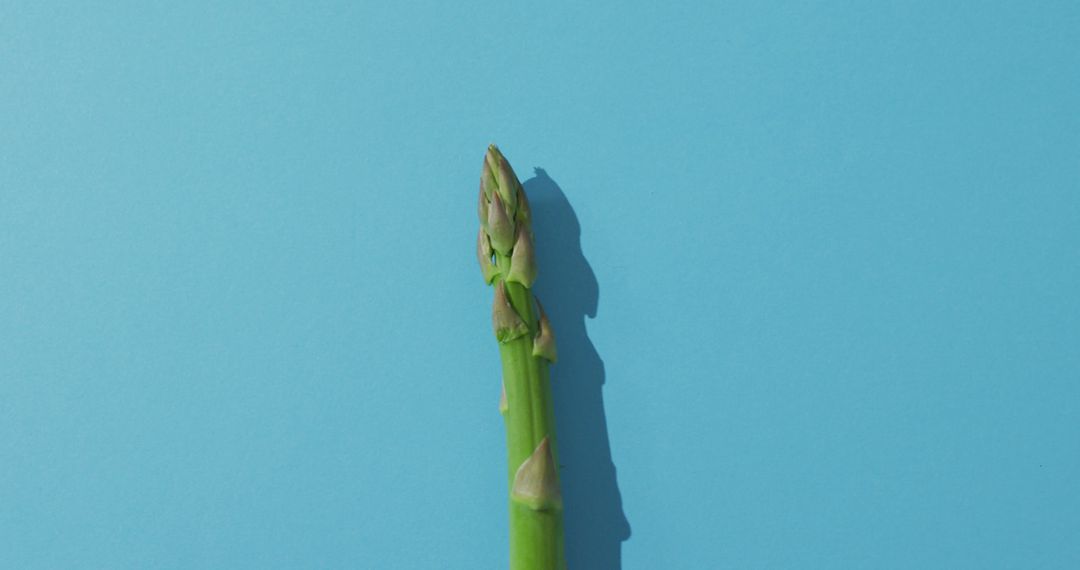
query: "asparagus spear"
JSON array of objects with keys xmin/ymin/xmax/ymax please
[{"xmin": 477, "ymin": 145, "xmax": 566, "ymax": 570}]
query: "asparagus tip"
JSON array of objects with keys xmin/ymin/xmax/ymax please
[
  {"xmin": 480, "ymin": 154, "xmax": 497, "ymax": 201},
  {"xmin": 484, "ymin": 145, "xmax": 518, "ymax": 212}
]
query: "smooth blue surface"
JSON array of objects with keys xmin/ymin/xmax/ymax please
[{"xmin": 2, "ymin": 2, "xmax": 1078, "ymax": 568}]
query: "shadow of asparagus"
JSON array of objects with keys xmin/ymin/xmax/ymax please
[{"xmin": 525, "ymin": 168, "xmax": 631, "ymax": 570}]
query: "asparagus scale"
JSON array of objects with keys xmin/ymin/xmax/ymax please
[{"xmin": 477, "ymin": 145, "xmax": 566, "ymax": 570}]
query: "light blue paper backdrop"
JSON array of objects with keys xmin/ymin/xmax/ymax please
[{"xmin": 2, "ymin": 2, "xmax": 1078, "ymax": 568}]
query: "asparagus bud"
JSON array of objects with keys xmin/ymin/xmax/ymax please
[
  {"xmin": 511, "ymin": 437, "xmax": 562, "ymax": 511},
  {"xmin": 514, "ymin": 185, "xmax": 531, "ymax": 226},
  {"xmin": 532, "ymin": 298, "xmax": 558, "ymax": 363},
  {"xmin": 506, "ymin": 225, "xmax": 537, "ymax": 288},
  {"xmin": 477, "ymin": 228, "xmax": 500, "ymax": 284},
  {"xmin": 478, "ymin": 186, "xmax": 490, "ymax": 227},
  {"xmin": 492, "ymin": 281, "xmax": 529, "ymax": 342},
  {"xmin": 487, "ymin": 191, "xmax": 515, "ymax": 255}
]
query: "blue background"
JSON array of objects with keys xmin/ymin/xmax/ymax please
[{"xmin": 2, "ymin": 2, "xmax": 1078, "ymax": 568}]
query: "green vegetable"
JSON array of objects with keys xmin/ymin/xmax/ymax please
[{"xmin": 477, "ymin": 145, "xmax": 566, "ymax": 570}]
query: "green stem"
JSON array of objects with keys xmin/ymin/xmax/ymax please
[{"xmin": 500, "ymin": 281, "xmax": 564, "ymax": 569}]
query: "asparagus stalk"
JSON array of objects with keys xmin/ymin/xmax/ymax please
[{"xmin": 477, "ymin": 145, "xmax": 566, "ymax": 570}]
